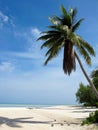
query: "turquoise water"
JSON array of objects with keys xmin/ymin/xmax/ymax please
[{"xmin": 0, "ymin": 104, "xmax": 64, "ymax": 108}]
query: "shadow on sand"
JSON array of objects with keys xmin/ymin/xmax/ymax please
[{"xmin": 0, "ymin": 116, "xmax": 52, "ymax": 128}]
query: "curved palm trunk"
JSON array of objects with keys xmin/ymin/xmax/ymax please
[{"xmin": 75, "ymin": 52, "xmax": 98, "ymax": 99}]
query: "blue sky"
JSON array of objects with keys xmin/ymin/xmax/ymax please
[{"xmin": 0, "ymin": 0, "xmax": 98, "ymax": 105}]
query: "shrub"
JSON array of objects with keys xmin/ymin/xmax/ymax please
[
  {"xmin": 82, "ymin": 110, "xmax": 98, "ymax": 125},
  {"xmin": 76, "ymin": 83, "xmax": 98, "ymax": 106},
  {"xmin": 95, "ymin": 102, "xmax": 98, "ymax": 108}
]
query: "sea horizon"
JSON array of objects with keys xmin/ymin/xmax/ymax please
[{"xmin": 0, "ymin": 103, "xmax": 78, "ymax": 108}]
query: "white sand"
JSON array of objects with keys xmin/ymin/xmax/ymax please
[{"xmin": 0, "ymin": 105, "xmax": 98, "ymax": 130}]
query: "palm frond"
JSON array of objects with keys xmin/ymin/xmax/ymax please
[
  {"xmin": 60, "ymin": 5, "xmax": 72, "ymax": 28},
  {"xmin": 48, "ymin": 24, "xmax": 68, "ymax": 32},
  {"xmin": 48, "ymin": 17, "xmax": 60, "ymax": 25},
  {"xmin": 44, "ymin": 50, "xmax": 58, "ymax": 65},
  {"xmin": 44, "ymin": 30, "xmax": 60, "ymax": 34},
  {"xmin": 61, "ymin": 14, "xmax": 72, "ymax": 28},
  {"xmin": 47, "ymin": 25, "xmax": 59, "ymax": 30},
  {"xmin": 72, "ymin": 18, "xmax": 84, "ymax": 32},
  {"xmin": 78, "ymin": 36, "xmax": 95, "ymax": 56},
  {"xmin": 47, "ymin": 25, "xmax": 64, "ymax": 32},
  {"xmin": 37, "ymin": 34, "xmax": 52, "ymax": 41},
  {"xmin": 41, "ymin": 39, "xmax": 55, "ymax": 49},
  {"xmin": 91, "ymin": 69, "xmax": 98, "ymax": 78},
  {"xmin": 45, "ymin": 37, "xmax": 64, "ymax": 56},
  {"xmin": 52, "ymin": 15, "xmax": 62, "ymax": 22},
  {"xmin": 41, "ymin": 34, "xmax": 63, "ymax": 49},
  {"xmin": 44, "ymin": 37, "xmax": 64, "ymax": 65},
  {"xmin": 60, "ymin": 5, "xmax": 67, "ymax": 16},
  {"xmin": 37, "ymin": 32, "xmax": 60, "ymax": 41},
  {"xmin": 41, "ymin": 39, "xmax": 62, "ymax": 50},
  {"xmin": 44, "ymin": 41, "xmax": 63, "ymax": 65},
  {"xmin": 69, "ymin": 7, "xmax": 77, "ymax": 24},
  {"xmin": 71, "ymin": 34, "xmax": 80, "ymax": 46},
  {"xmin": 91, "ymin": 69, "xmax": 98, "ymax": 88},
  {"xmin": 77, "ymin": 45, "xmax": 92, "ymax": 65},
  {"xmin": 41, "ymin": 30, "xmax": 59, "ymax": 34}
]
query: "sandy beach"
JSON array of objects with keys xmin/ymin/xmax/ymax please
[{"xmin": 0, "ymin": 105, "xmax": 98, "ymax": 130}]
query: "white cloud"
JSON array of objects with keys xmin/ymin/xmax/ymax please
[
  {"xmin": 0, "ymin": 11, "xmax": 9, "ymax": 28},
  {"xmin": 14, "ymin": 27, "xmax": 43, "ymax": 59},
  {"xmin": 14, "ymin": 27, "xmax": 41, "ymax": 43},
  {"xmin": 11, "ymin": 51, "xmax": 43, "ymax": 59},
  {"xmin": 0, "ymin": 62, "xmax": 15, "ymax": 72},
  {"xmin": 0, "ymin": 11, "xmax": 9, "ymax": 22},
  {"xmin": 31, "ymin": 28, "xmax": 41, "ymax": 38},
  {"xmin": 24, "ymin": 27, "xmax": 41, "ymax": 45},
  {"xmin": 0, "ymin": 11, "xmax": 15, "ymax": 29}
]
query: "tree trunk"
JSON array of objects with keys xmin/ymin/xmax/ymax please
[{"xmin": 75, "ymin": 52, "xmax": 98, "ymax": 99}]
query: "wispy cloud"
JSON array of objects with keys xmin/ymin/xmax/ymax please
[
  {"xmin": 9, "ymin": 51, "xmax": 43, "ymax": 59},
  {"xmin": 31, "ymin": 28, "xmax": 41, "ymax": 38},
  {"xmin": 0, "ymin": 11, "xmax": 8, "ymax": 22},
  {"xmin": 0, "ymin": 10, "xmax": 15, "ymax": 29},
  {"xmin": 14, "ymin": 27, "xmax": 41, "ymax": 43},
  {"xmin": 14, "ymin": 27, "xmax": 43, "ymax": 59},
  {"xmin": 0, "ymin": 11, "xmax": 9, "ymax": 28},
  {"xmin": 0, "ymin": 62, "xmax": 15, "ymax": 72},
  {"xmin": 24, "ymin": 27, "xmax": 41, "ymax": 45}
]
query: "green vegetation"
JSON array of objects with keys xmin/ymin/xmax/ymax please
[
  {"xmin": 76, "ymin": 68, "xmax": 98, "ymax": 125},
  {"xmin": 91, "ymin": 69, "xmax": 98, "ymax": 89},
  {"xmin": 76, "ymin": 68, "xmax": 98, "ymax": 107},
  {"xmin": 76, "ymin": 83, "xmax": 98, "ymax": 107},
  {"xmin": 82, "ymin": 110, "xmax": 98, "ymax": 125},
  {"xmin": 37, "ymin": 5, "xmax": 98, "ymax": 99}
]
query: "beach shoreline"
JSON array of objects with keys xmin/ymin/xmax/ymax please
[{"xmin": 0, "ymin": 105, "xmax": 98, "ymax": 130}]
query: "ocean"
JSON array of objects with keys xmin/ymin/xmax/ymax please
[{"xmin": 0, "ymin": 103, "xmax": 66, "ymax": 108}]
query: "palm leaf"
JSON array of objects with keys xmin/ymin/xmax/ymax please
[
  {"xmin": 78, "ymin": 36, "xmax": 95, "ymax": 56},
  {"xmin": 77, "ymin": 45, "xmax": 91, "ymax": 65},
  {"xmin": 48, "ymin": 17, "xmax": 59, "ymax": 25},
  {"xmin": 44, "ymin": 30, "xmax": 60, "ymax": 34},
  {"xmin": 60, "ymin": 5, "xmax": 72, "ymax": 27},
  {"xmin": 91, "ymin": 69, "xmax": 98, "ymax": 78},
  {"xmin": 41, "ymin": 34, "xmax": 62, "ymax": 49},
  {"xmin": 41, "ymin": 39, "xmax": 55, "ymax": 49},
  {"xmin": 71, "ymin": 34, "xmax": 80, "ymax": 46},
  {"xmin": 61, "ymin": 15, "xmax": 72, "ymax": 28},
  {"xmin": 69, "ymin": 7, "xmax": 77, "ymax": 25},
  {"xmin": 45, "ymin": 37, "xmax": 64, "ymax": 56},
  {"xmin": 37, "ymin": 32, "xmax": 60, "ymax": 41},
  {"xmin": 37, "ymin": 34, "xmax": 52, "ymax": 41},
  {"xmin": 44, "ymin": 43, "xmax": 62, "ymax": 65},
  {"xmin": 72, "ymin": 18, "xmax": 84, "ymax": 32},
  {"xmin": 60, "ymin": 5, "xmax": 67, "ymax": 16},
  {"xmin": 52, "ymin": 15, "xmax": 62, "ymax": 22},
  {"xmin": 91, "ymin": 69, "xmax": 98, "ymax": 89}
]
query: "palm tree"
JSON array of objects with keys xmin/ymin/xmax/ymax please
[{"xmin": 37, "ymin": 5, "xmax": 98, "ymax": 99}]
